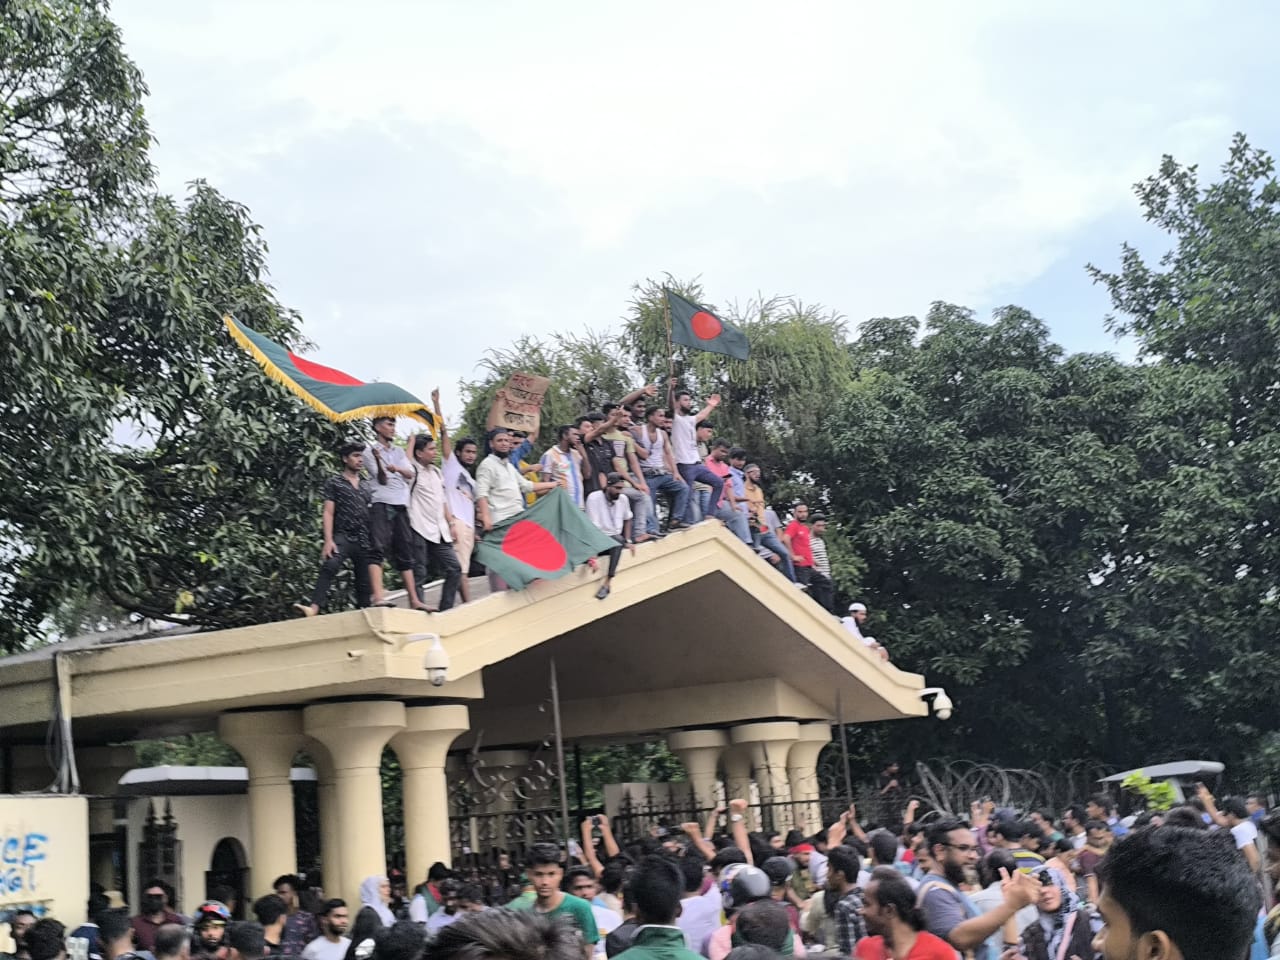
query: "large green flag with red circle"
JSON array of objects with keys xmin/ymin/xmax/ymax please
[
  {"xmin": 224, "ymin": 315, "xmax": 438, "ymax": 435},
  {"xmin": 666, "ymin": 289, "xmax": 750, "ymax": 361},
  {"xmin": 475, "ymin": 488, "xmax": 621, "ymax": 590}
]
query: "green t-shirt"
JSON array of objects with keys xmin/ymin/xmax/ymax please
[{"xmin": 511, "ymin": 892, "xmax": 600, "ymax": 943}]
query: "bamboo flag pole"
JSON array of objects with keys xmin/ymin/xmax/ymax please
[{"xmin": 663, "ymin": 290, "xmax": 676, "ymax": 397}]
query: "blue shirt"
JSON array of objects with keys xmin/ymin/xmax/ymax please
[{"xmin": 728, "ymin": 466, "xmax": 749, "ymax": 517}]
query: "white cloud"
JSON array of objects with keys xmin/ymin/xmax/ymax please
[{"xmin": 110, "ymin": 0, "xmax": 1277, "ymax": 419}]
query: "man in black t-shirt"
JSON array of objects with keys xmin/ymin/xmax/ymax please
[{"xmin": 294, "ymin": 442, "xmax": 376, "ymax": 616}]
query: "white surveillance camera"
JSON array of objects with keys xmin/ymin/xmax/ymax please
[
  {"xmin": 414, "ymin": 634, "xmax": 449, "ymax": 687},
  {"xmin": 919, "ymin": 687, "xmax": 953, "ymax": 721}
]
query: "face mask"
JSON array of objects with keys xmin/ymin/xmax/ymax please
[{"xmin": 143, "ymin": 895, "xmax": 165, "ymax": 913}]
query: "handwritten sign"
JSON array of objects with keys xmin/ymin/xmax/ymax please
[
  {"xmin": 0, "ymin": 796, "xmax": 89, "ymax": 924},
  {"xmin": 0, "ymin": 832, "xmax": 47, "ymax": 898},
  {"xmin": 485, "ymin": 372, "xmax": 551, "ymax": 437}
]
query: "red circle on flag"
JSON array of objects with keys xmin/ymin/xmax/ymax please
[
  {"xmin": 691, "ymin": 310, "xmax": 723, "ymax": 340},
  {"xmin": 502, "ymin": 519, "xmax": 568, "ymax": 573}
]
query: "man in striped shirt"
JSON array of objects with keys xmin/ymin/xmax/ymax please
[{"xmin": 809, "ymin": 514, "xmax": 836, "ymax": 613}]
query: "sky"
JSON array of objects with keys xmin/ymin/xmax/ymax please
[{"xmin": 111, "ymin": 0, "xmax": 1280, "ymax": 426}]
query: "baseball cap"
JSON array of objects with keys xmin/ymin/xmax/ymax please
[{"xmin": 848, "ymin": 603, "xmax": 867, "ymax": 613}]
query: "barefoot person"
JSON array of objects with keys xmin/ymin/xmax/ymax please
[{"xmin": 294, "ymin": 442, "xmax": 377, "ymax": 616}]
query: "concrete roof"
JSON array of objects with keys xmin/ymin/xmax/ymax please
[{"xmin": 0, "ymin": 523, "xmax": 929, "ymax": 747}]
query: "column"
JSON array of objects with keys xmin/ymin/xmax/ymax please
[
  {"xmin": 78, "ymin": 745, "xmax": 137, "ymax": 889},
  {"xmin": 304, "ymin": 701, "xmax": 406, "ymax": 905},
  {"xmin": 667, "ymin": 730, "xmax": 729, "ymax": 812},
  {"xmin": 218, "ymin": 711, "xmax": 309, "ymax": 894},
  {"xmin": 786, "ymin": 723, "xmax": 833, "ymax": 835},
  {"xmin": 389, "ymin": 705, "xmax": 470, "ymax": 886},
  {"xmin": 731, "ymin": 721, "xmax": 800, "ymax": 830},
  {"xmin": 308, "ymin": 742, "xmax": 342, "ymax": 899}
]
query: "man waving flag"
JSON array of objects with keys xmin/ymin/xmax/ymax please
[{"xmin": 665, "ymin": 289, "xmax": 750, "ymax": 361}]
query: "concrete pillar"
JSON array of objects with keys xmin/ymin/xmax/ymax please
[
  {"xmin": 389, "ymin": 705, "xmax": 470, "ymax": 885},
  {"xmin": 77, "ymin": 745, "xmax": 137, "ymax": 889},
  {"xmin": 732, "ymin": 721, "xmax": 800, "ymax": 830},
  {"xmin": 721, "ymin": 745, "xmax": 755, "ymax": 808},
  {"xmin": 219, "ymin": 711, "xmax": 309, "ymax": 894},
  {"xmin": 667, "ymin": 730, "xmax": 730, "ymax": 811},
  {"xmin": 304, "ymin": 701, "xmax": 406, "ymax": 905},
  {"xmin": 786, "ymin": 724, "xmax": 833, "ymax": 834},
  {"xmin": 309, "ymin": 742, "xmax": 342, "ymax": 899}
]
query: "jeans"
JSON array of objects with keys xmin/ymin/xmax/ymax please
[
  {"xmin": 677, "ymin": 462, "xmax": 724, "ymax": 522},
  {"xmin": 411, "ymin": 531, "xmax": 463, "ymax": 611},
  {"xmin": 621, "ymin": 485, "xmax": 653, "ymax": 537},
  {"xmin": 644, "ymin": 471, "xmax": 690, "ymax": 533},
  {"xmin": 754, "ymin": 531, "xmax": 797, "ymax": 581},
  {"xmin": 716, "ymin": 503, "xmax": 753, "ymax": 545},
  {"xmin": 309, "ymin": 533, "xmax": 374, "ymax": 609}
]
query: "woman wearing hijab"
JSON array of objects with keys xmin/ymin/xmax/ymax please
[
  {"xmin": 359, "ymin": 876, "xmax": 397, "ymax": 927},
  {"xmin": 1019, "ymin": 868, "xmax": 1100, "ymax": 960}
]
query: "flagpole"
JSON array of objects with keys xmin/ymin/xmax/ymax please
[
  {"xmin": 663, "ymin": 290, "xmax": 676, "ymax": 394},
  {"xmin": 550, "ymin": 658, "xmax": 572, "ymax": 852},
  {"xmin": 836, "ymin": 688, "xmax": 854, "ymax": 811}
]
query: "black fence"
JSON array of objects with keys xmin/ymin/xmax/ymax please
[{"xmin": 437, "ymin": 757, "xmax": 1280, "ymax": 895}]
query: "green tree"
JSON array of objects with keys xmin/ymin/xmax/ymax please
[
  {"xmin": 459, "ymin": 330, "xmax": 637, "ymax": 453},
  {"xmin": 1, "ymin": 2, "xmax": 349, "ymax": 649},
  {"xmin": 813, "ymin": 303, "xmax": 1149, "ymax": 763},
  {"xmin": 1085, "ymin": 134, "xmax": 1280, "ymax": 762}
]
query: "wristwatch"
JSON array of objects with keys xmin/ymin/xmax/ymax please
[{"xmin": 730, "ymin": 813, "xmax": 744, "ymax": 822}]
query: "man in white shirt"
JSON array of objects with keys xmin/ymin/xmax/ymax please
[
  {"xmin": 364, "ymin": 416, "xmax": 422, "ymax": 607},
  {"xmin": 841, "ymin": 602, "xmax": 888, "ymax": 660},
  {"xmin": 433, "ymin": 388, "xmax": 478, "ymax": 602},
  {"xmin": 408, "ymin": 434, "xmax": 463, "ymax": 610},
  {"xmin": 475, "ymin": 427, "xmax": 558, "ymax": 590},
  {"xmin": 585, "ymin": 473, "xmax": 635, "ymax": 600},
  {"xmin": 301, "ymin": 899, "xmax": 349, "ymax": 960},
  {"xmin": 670, "ymin": 388, "xmax": 725, "ymax": 524}
]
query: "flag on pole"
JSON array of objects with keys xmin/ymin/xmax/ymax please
[
  {"xmin": 224, "ymin": 315, "xmax": 438, "ymax": 435},
  {"xmin": 665, "ymin": 290, "xmax": 750, "ymax": 361},
  {"xmin": 474, "ymin": 488, "xmax": 621, "ymax": 590}
]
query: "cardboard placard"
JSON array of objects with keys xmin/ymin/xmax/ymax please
[{"xmin": 485, "ymin": 372, "xmax": 551, "ymax": 436}]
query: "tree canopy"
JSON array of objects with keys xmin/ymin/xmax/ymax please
[{"xmin": 1, "ymin": 1, "xmax": 346, "ymax": 649}]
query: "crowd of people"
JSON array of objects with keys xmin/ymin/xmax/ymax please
[
  {"xmin": 290, "ymin": 381, "xmax": 895, "ymax": 648},
  {"xmin": 12, "ymin": 787, "xmax": 1275, "ymax": 960}
]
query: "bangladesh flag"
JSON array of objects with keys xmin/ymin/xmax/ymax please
[
  {"xmin": 666, "ymin": 289, "xmax": 750, "ymax": 361},
  {"xmin": 224, "ymin": 315, "xmax": 438, "ymax": 434},
  {"xmin": 475, "ymin": 488, "xmax": 621, "ymax": 590}
]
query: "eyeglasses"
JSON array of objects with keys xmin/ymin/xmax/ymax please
[{"xmin": 942, "ymin": 842, "xmax": 979, "ymax": 853}]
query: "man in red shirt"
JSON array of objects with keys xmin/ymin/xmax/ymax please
[
  {"xmin": 855, "ymin": 867, "xmax": 955, "ymax": 960},
  {"xmin": 783, "ymin": 503, "xmax": 815, "ymax": 587}
]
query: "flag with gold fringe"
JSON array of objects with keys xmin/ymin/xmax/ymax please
[{"xmin": 224, "ymin": 315, "xmax": 438, "ymax": 435}]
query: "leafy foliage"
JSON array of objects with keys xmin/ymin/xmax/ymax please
[{"xmin": 0, "ymin": 2, "xmax": 350, "ymax": 649}]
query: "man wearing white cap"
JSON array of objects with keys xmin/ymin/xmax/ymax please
[{"xmin": 841, "ymin": 603, "xmax": 889, "ymax": 660}]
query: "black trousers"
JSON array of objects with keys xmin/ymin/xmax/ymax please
[
  {"xmin": 604, "ymin": 534, "xmax": 626, "ymax": 578},
  {"xmin": 794, "ymin": 565, "xmax": 813, "ymax": 587},
  {"xmin": 412, "ymin": 531, "xmax": 463, "ymax": 610},
  {"xmin": 369, "ymin": 502, "xmax": 414, "ymax": 571},
  {"xmin": 309, "ymin": 533, "xmax": 374, "ymax": 609},
  {"xmin": 809, "ymin": 571, "xmax": 835, "ymax": 612}
]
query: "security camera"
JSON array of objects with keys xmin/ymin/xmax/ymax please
[
  {"xmin": 919, "ymin": 687, "xmax": 953, "ymax": 721},
  {"xmin": 407, "ymin": 633, "xmax": 450, "ymax": 687}
]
